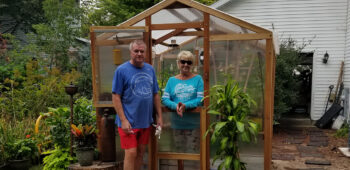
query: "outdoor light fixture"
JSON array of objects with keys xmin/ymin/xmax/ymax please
[
  {"xmin": 65, "ymin": 82, "xmax": 78, "ymax": 156},
  {"xmin": 323, "ymin": 51, "xmax": 329, "ymax": 64}
]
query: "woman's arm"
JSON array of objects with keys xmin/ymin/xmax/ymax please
[{"xmin": 161, "ymin": 78, "xmax": 177, "ymax": 110}]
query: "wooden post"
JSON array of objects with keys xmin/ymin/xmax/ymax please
[
  {"xmin": 145, "ymin": 16, "xmax": 157, "ymax": 170},
  {"xmin": 145, "ymin": 16, "xmax": 152, "ymax": 64},
  {"xmin": 90, "ymin": 30, "xmax": 103, "ymax": 157},
  {"xmin": 202, "ymin": 12, "xmax": 210, "ymax": 170},
  {"xmin": 264, "ymin": 38, "xmax": 274, "ymax": 170}
]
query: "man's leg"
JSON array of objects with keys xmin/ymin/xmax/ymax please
[
  {"xmin": 124, "ymin": 147, "xmax": 137, "ymax": 170},
  {"xmin": 135, "ymin": 144, "xmax": 147, "ymax": 170}
]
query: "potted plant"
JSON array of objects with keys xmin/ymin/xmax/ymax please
[
  {"xmin": 205, "ymin": 78, "xmax": 259, "ymax": 170},
  {"xmin": 71, "ymin": 124, "xmax": 96, "ymax": 166},
  {"xmin": 6, "ymin": 135, "xmax": 38, "ymax": 170}
]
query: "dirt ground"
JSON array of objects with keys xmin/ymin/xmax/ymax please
[{"xmin": 271, "ymin": 126, "xmax": 349, "ymax": 170}]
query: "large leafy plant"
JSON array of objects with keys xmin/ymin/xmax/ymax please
[
  {"xmin": 71, "ymin": 124, "xmax": 96, "ymax": 149},
  {"xmin": 205, "ymin": 78, "xmax": 258, "ymax": 170},
  {"xmin": 42, "ymin": 147, "xmax": 75, "ymax": 170}
]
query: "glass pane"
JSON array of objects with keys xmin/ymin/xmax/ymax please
[
  {"xmin": 157, "ymin": 112, "xmax": 200, "ymax": 154},
  {"xmin": 210, "ymin": 15, "xmax": 256, "ymax": 34},
  {"xmin": 209, "ymin": 40, "xmax": 266, "ymax": 170},
  {"xmin": 151, "ymin": 8, "xmax": 203, "ymax": 24},
  {"xmin": 93, "ymin": 30, "xmax": 144, "ymax": 104}
]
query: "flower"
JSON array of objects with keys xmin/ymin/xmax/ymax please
[
  {"xmin": 26, "ymin": 135, "xmax": 31, "ymax": 139},
  {"xmin": 71, "ymin": 124, "xmax": 96, "ymax": 149}
]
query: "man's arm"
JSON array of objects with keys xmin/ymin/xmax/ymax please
[
  {"xmin": 112, "ymin": 93, "xmax": 133, "ymax": 134},
  {"xmin": 153, "ymin": 93, "xmax": 163, "ymax": 128}
]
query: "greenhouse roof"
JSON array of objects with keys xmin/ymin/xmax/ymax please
[{"xmin": 113, "ymin": 0, "xmax": 273, "ymax": 54}]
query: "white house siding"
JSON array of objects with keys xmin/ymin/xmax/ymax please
[{"xmin": 214, "ymin": 0, "xmax": 348, "ymax": 120}]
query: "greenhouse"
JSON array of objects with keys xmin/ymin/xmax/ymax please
[{"xmin": 90, "ymin": 0, "xmax": 276, "ymax": 169}]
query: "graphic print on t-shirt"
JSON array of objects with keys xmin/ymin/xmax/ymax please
[
  {"xmin": 174, "ymin": 83, "xmax": 196, "ymax": 101},
  {"xmin": 131, "ymin": 72, "xmax": 153, "ymax": 98}
]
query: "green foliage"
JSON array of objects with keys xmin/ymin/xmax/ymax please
[
  {"xmin": 44, "ymin": 107, "xmax": 71, "ymax": 148},
  {"xmin": 33, "ymin": 0, "xmax": 83, "ymax": 71},
  {"xmin": 334, "ymin": 123, "xmax": 349, "ymax": 138},
  {"xmin": 6, "ymin": 137, "xmax": 38, "ymax": 160},
  {"xmin": 0, "ymin": 67, "xmax": 80, "ymax": 120},
  {"xmin": 274, "ymin": 38, "xmax": 305, "ymax": 120},
  {"xmin": 42, "ymin": 146, "xmax": 75, "ymax": 170},
  {"xmin": 157, "ymin": 66, "xmax": 173, "ymax": 96},
  {"xmin": 42, "ymin": 98, "xmax": 95, "ymax": 148},
  {"xmin": 73, "ymin": 97, "xmax": 96, "ymax": 126},
  {"xmin": 0, "ymin": 118, "xmax": 37, "ymax": 162},
  {"xmin": 205, "ymin": 78, "xmax": 258, "ymax": 170}
]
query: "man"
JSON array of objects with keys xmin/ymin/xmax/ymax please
[{"xmin": 112, "ymin": 40, "xmax": 163, "ymax": 170}]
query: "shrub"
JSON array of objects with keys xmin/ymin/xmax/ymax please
[{"xmin": 274, "ymin": 38, "xmax": 308, "ymax": 120}]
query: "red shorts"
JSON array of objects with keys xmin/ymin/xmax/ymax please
[{"xmin": 118, "ymin": 126, "xmax": 151, "ymax": 149}]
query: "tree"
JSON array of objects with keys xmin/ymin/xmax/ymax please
[
  {"xmin": 33, "ymin": 0, "xmax": 82, "ymax": 71},
  {"xmin": 0, "ymin": 0, "xmax": 46, "ymax": 34},
  {"xmin": 274, "ymin": 38, "xmax": 308, "ymax": 120}
]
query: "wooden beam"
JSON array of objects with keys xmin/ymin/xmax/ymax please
[
  {"xmin": 119, "ymin": 0, "xmax": 177, "ymax": 26},
  {"xmin": 157, "ymin": 152, "xmax": 200, "ymax": 160},
  {"xmin": 96, "ymin": 33, "xmax": 116, "ymax": 41},
  {"xmin": 154, "ymin": 28, "xmax": 185, "ymax": 45},
  {"xmin": 264, "ymin": 38, "xmax": 274, "ymax": 170},
  {"xmin": 151, "ymin": 22, "xmax": 203, "ymax": 30},
  {"xmin": 91, "ymin": 26, "xmax": 147, "ymax": 31},
  {"xmin": 92, "ymin": 26, "xmax": 147, "ymax": 41},
  {"xmin": 210, "ymin": 33, "xmax": 272, "ymax": 41},
  {"xmin": 177, "ymin": 0, "xmax": 271, "ymax": 33}
]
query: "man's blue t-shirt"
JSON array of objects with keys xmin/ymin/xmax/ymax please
[{"xmin": 112, "ymin": 61, "xmax": 159, "ymax": 129}]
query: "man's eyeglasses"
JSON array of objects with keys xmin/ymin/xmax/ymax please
[
  {"xmin": 179, "ymin": 60, "xmax": 193, "ymax": 65},
  {"xmin": 133, "ymin": 50, "xmax": 145, "ymax": 54}
]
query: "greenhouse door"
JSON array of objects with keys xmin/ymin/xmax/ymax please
[{"xmin": 90, "ymin": 26, "xmax": 150, "ymax": 164}]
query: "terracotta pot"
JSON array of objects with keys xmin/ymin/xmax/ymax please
[{"xmin": 76, "ymin": 147, "xmax": 94, "ymax": 166}]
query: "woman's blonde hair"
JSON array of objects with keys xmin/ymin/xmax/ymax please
[{"xmin": 177, "ymin": 50, "xmax": 194, "ymax": 62}]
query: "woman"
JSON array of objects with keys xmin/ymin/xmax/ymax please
[{"xmin": 162, "ymin": 50, "xmax": 204, "ymax": 153}]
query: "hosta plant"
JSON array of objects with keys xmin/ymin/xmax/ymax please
[{"xmin": 205, "ymin": 78, "xmax": 258, "ymax": 170}]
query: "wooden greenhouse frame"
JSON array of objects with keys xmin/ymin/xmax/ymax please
[{"xmin": 90, "ymin": 0, "xmax": 276, "ymax": 169}]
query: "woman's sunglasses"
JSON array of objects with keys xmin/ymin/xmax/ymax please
[{"xmin": 179, "ymin": 60, "xmax": 193, "ymax": 65}]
